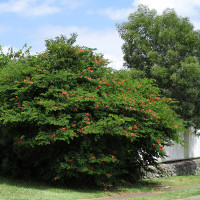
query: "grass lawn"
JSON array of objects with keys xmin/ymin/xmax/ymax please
[{"xmin": 0, "ymin": 175, "xmax": 200, "ymax": 200}]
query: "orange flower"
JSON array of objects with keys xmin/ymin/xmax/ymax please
[
  {"xmin": 76, "ymin": 50, "xmax": 83, "ymax": 53},
  {"xmin": 78, "ymin": 128, "xmax": 82, "ymax": 132},
  {"xmin": 134, "ymin": 125, "xmax": 138, "ymax": 129},
  {"xmin": 107, "ymin": 174, "xmax": 111, "ymax": 177},
  {"xmin": 51, "ymin": 133, "xmax": 55, "ymax": 138}
]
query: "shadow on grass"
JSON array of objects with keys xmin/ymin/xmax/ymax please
[
  {"xmin": 0, "ymin": 175, "xmax": 168, "ymax": 197},
  {"xmin": 0, "ymin": 175, "xmax": 106, "ymax": 195}
]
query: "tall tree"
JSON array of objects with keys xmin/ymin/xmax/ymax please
[{"xmin": 117, "ymin": 4, "xmax": 200, "ymax": 128}]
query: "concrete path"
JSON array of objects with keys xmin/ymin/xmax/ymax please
[
  {"xmin": 180, "ymin": 196, "xmax": 200, "ymax": 200},
  {"xmin": 83, "ymin": 184, "xmax": 200, "ymax": 200}
]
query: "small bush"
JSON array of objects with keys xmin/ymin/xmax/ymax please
[{"xmin": 0, "ymin": 35, "xmax": 186, "ymax": 186}]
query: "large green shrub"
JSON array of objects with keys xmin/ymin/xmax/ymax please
[{"xmin": 0, "ymin": 35, "xmax": 186, "ymax": 186}]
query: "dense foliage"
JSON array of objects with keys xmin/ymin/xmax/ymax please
[
  {"xmin": 0, "ymin": 35, "xmax": 186, "ymax": 186},
  {"xmin": 117, "ymin": 5, "xmax": 200, "ymax": 128}
]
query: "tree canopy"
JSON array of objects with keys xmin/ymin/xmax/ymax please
[{"xmin": 117, "ymin": 5, "xmax": 200, "ymax": 128}]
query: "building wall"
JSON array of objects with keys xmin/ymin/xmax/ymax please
[
  {"xmin": 160, "ymin": 129, "xmax": 200, "ymax": 162},
  {"xmin": 144, "ymin": 128, "xmax": 200, "ymax": 179},
  {"xmin": 188, "ymin": 132, "xmax": 200, "ymax": 158}
]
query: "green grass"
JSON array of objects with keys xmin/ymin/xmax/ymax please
[
  {"xmin": 0, "ymin": 175, "xmax": 200, "ymax": 200},
  {"xmin": 0, "ymin": 177, "xmax": 104, "ymax": 200}
]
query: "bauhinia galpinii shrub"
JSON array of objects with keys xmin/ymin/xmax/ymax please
[{"xmin": 0, "ymin": 35, "xmax": 187, "ymax": 186}]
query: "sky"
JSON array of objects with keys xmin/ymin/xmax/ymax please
[{"xmin": 1, "ymin": 0, "xmax": 200, "ymax": 70}]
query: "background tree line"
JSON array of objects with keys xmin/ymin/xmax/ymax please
[{"xmin": 117, "ymin": 4, "xmax": 200, "ymax": 129}]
